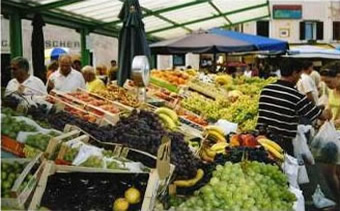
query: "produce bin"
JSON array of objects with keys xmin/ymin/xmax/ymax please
[
  {"xmin": 29, "ymin": 161, "xmax": 162, "ymax": 211},
  {"xmin": 1, "ymin": 153, "xmax": 44, "ymax": 209}
]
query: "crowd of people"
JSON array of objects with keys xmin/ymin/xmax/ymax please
[
  {"xmin": 5, "ymin": 54, "xmax": 118, "ymax": 96},
  {"xmin": 3, "ymin": 54, "xmax": 340, "ymax": 204}
]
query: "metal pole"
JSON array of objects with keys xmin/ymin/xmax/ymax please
[
  {"xmin": 9, "ymin": 11, "xmax": 23, "ymax": 58},
  {"xmin": 80, "ymin": 28, "xmax": 90, "ymax": 66}
]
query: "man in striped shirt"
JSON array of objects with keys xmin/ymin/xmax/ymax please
[{"xmin": 257, "ymin": 58, "xmax": 332, "ymax": 155}]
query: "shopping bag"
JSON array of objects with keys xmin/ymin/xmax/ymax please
[
  {"xmin": 282, "ymin": 154, "xmax": 299, "ymax": 188},
  {"xmin": 311, "ymin": 121, "xmax": 340, "ymax": 164},
  {"xmin": 293, "ymin": 125, "xmax": 315, "ymax": 165},
  {"xmin": 290, "ymin": 186, "xmax": 305, "ymax": 211},
  {"xmin": 312, "ymin": 184, "xmax": 336, "ymax": 209}
]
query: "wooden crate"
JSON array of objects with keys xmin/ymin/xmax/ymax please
[
  {"xmin": 29, "ymin": 161, "xmax": 163, "ymax": 211},
  {"xmin": 1, "ymin": 153, "xmax": 44, "ymax": 209}
]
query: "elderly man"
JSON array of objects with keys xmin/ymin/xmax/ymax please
[
  {"xmin": 47, "ymin": 54, "xmax": 85, "ymax": 93},
  {"xmin": 5, "ymin": 57, "xmax": 46, "ymax": 96},
  {"xmin": 82, "ymin": 65, "xmax": 106, "ymax": 93}
]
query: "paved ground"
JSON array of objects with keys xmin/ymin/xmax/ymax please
[{"xmin": 301, "ymin": 164, "xmax": 339, "ymax": 211}]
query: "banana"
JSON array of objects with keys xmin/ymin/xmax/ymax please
[
  {"xmin": 210, "ymin": 142, "xmax": 229, "ymax": 151},
  {"xmin": 261, "ymin": 142, "xmax": 284, "ymax": 161},
  {"xmin": 155, "ymin": 107, "xmax": 178, "ymax": 122},
  {"xmin": 174, "ymin": 169, "xmax": 204, "ymax": 187},
  {"xmin": 204, "ymin": 125, "xmax": 225, "ymax": 136},
  {"xmin": 200, "ymin": 150, "xmax": 214, "ymax": 162},
  {"xmin": 158, "ymin": 113, "xmax": 176, "ymax": 130},
  {"xmin": 204, "ymin": 130, "xmax": 226, "ymax": 143},
  {"xmin": 258, "ymin": 138, "xmax": 283, "ymax": 153},
  {"xmin": 204, "ymin": 148, "xmax": 216, "ymax": 158}
]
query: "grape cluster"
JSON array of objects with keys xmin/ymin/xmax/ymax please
[
  {"xmin": 178, "ymin": 161, "xmax": 296, "ymax": 211},
  {"xmin": 48, "ymin": 110, "xmax": 201, "ymax": 179},
  {"xmin": 215, "ymin": 146, "xmax": 276, "ymax": 165}
]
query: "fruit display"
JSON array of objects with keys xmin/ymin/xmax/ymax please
[
  {"xmin": 222, "ymin": 76, "xmax": 277, "ymax": 96},
  {"xmin": 151, "ymin": 88, "xmax": 181, "ymax": 103},
  {"xmin": 1, "ymin": 115, "xmax": 37, "ymax": 139},
  {"xmin": 155, "ymin": 107, "xmax": 180, "ymax": 130},
  {"xmin": 151, "ymin": 70, "xmax": 190, "ymax": 86},
  {"xmin": 189, "ymin": 79, "xmax": 228, "ymax": 99},
  {"xmin": 1, "ymin": 161, "xmax": 26, "ymax": 198},
  {"xmin": 95, "ymin": 85, "xmax": 139, "ymax": 108},
  {"xmin": 67, "ymin": 91, "xmax": 120, "ymax": 114},
  {"xmin": 176, "ymin": 161, "xmax": 296, "ymax": 211},
  {"xmin": 49, "ymin": 109, "xmax": 201, "ymax": 180},
  {"xmin": 39, "ymin": 172, "xmax": 148, "ymax": 211},
  {"xmin": 181, "ymin": 92, "xmax": 259, "ymax": 131},
  {"xmin": 25, "ymin": 131, "xmax": 60, "ymax": 152}
]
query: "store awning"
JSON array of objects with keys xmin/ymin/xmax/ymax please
[
  {"xmin": 209, "ymin": 28, "xmax": 289, "ymax": 52},
  {"xmin": 149, "ymin": 31, "xmax": 256, "ymax": 54},
  {"xmin": 287, "ymin": 45, "xmax": 340, "ymax": 59}
]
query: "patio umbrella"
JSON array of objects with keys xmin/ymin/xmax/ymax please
[
  {"xmin": 117, "ymin": 0, "xmax": 151, "ymax": 87},
  {"xmin": 44, "ymin": 47, "xmax": 69, "ymax": 61},
  {"xmin": 150, "ymin": 31, "xmax": 256, "ymax": 54},
  {"xmin": 31, "ymin": 13, "xmax": 45, "ymax": 82}
]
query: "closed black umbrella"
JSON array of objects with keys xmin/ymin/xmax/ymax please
[
  {"xmin": 117, "ymin": 0, "xmax": 151, "ymax": 87},
  {"xmin": 31, "ymin": 13, "xmax": 46, "ymax": 82}
]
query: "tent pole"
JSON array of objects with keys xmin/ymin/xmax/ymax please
[
  {"xmin": 80, "ymin": 28, "xmax": 90, "ymax": 66},
  {"xmin": 9, "ymin": 11, "xmax": 23, "ymax": 58}
]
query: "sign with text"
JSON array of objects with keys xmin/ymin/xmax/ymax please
[{"xmin": 273, "ymin": 5, "xmax": 302, "ymax": 19}]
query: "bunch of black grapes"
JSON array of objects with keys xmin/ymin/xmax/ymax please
[{"xmin": 47, "ymin": 110, "xmax": 201, "ymax": 179}]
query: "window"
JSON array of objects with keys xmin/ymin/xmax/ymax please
[
  {"xmin": 300, "ymin": 21, "xmax": 323, "ymax": 40},
  {"xmin": 333, "ymin": 21, "xmax": 340, "ymax": 40},
  {"xmin": 173, "ymin": 54, "xmax": 185, "ymax": 66},
  {"xmin": 257, "ymin": 21, "xmax": 269, "ymax": 37}
]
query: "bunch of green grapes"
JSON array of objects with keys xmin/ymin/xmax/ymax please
[{"xmin": 177, "ymin": 161, "xmax": 296, "ymax": 211}]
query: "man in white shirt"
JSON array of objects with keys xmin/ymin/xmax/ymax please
[
  {"xmin": 47, "ymin": 54, "xmax": 86, "ymax": 93},
  {"xmin": 297, "ymin": 61, "xmax": 319, "ymax": 104},
  {"xmin": 5, "ymin": 57, "xmax": 47, "ymax": 96}
]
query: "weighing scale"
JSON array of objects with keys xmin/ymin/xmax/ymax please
[{"xmin": 131, "ymin": 55, "xmax": 150, "ymax": 102}]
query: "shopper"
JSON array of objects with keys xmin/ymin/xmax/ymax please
[
  {"xmin": 256, "ymin": 58, "xmax": 332, "ymax": 156},
  {"xmin": 320, "ymin": 62, "xmax": 340, "ymax": 128},
  {"xmin": 108, "ymin": 60, "xmax": 118, "ymax": 83},
  {"xmin": 82, "ymin": 65, "xmax": 106, "ymax": 93},
  {"xmin": 244, "ymin": 65, "xmax": 253, "ymax": 78},
  {"xmin": 96, "ymin": 64, "xmax": 108, "ymax": 84},
  {"xmin": 71, "ymin": 55, "xmax": 82, "ymax": 72},
  {"xmin": 5, "ymin": 57, "xmax": 47, "ymax": 96},
  {"xmin": 297, "ymin": 61, "xmax": 319, "ymax": 104},
  {"xmin": 47, "ymin": 54, "xmax": 86, "ymax": 93},
  {"xmin": 319, "ymin": 61, "xmax": 340, "ymax": 204},
  {"xmin": 46, "ymin": 60, "xmax": 58, "ymax": 80}
]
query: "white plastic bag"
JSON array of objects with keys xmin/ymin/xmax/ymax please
[
  {"xmin": 72, "ymin": 144, "xmax": 103, "ymax": 166},
  {"xmin": 215, "ymin": 119, "xmax": 238, "ymax": 135},
  {"xmin": 297, "ymin": 165, "xmax": 309, "ymax": 185},
  {"xmin": 311, "ymin": 121, "xmax": 340, "ymax": 164},
  {"xmin": 290, "ymin": 186, "xmax": 305, "ymax": 211},
  {"xmin": 16, "ymin": 130, "xmax": 61, "ymax": 144},
  {"xmin": 293, "ymin": 125, "xmax": 315, "ymax": 165},
  {"xmin": 312, "ymin": 184, "xmax": 336, "ymax": 209},
  {"xmin": 282, "ymin": 154, "xmax": 299, "ymax": 188}
]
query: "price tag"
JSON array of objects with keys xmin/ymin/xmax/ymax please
[{"xmin": 157, "ymin": 136, "xmax": 171, "ymax": 180}]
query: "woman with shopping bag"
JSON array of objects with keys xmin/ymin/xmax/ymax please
[{"xmin": 318, "ymin": 62, "xmax": 340, "ymax": 204}]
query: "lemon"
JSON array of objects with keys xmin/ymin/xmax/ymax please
[
  {"xmin": 124, "ymin": 187, "xmax": 141, "ymax": 204},
  {"xmin": 113, "ymin": 198, "xmax": 129, "ymax": 211}
]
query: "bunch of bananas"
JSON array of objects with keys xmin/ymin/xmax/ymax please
[
  {"xmin": 155, "ymin": 107, "xmax": 180, "ymax": 130},
  {"xmin": 200, "ymin": 126, "xmax": 229, "ymax": 162},
  {"xmin": 202, "ymin": 125, "xmax": 226, "ymax": 143},
  {"xmin": 257, "ymin": 137, "xmax": 284, "ymax": 161}
]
